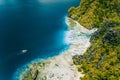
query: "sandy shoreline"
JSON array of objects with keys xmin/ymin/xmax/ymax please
[{"xmin": 17, "ymin": 17, "xmax": 96, "ymax": 80}]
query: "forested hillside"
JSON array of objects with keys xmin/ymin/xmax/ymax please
[
  {"xmin": 69, "ymin": 0, "xmax": 120, "ymax": 80},
  {"xmin": 69, "ymin": 0, "xmax": 120, "ymax": 29}
]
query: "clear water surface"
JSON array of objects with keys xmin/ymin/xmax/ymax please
[{"xmin": 0, "ymin": 0, "xmax": 80, "ymax": 80}]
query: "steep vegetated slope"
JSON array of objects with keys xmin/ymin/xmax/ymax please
[
  {"xmin": 69, "ymin": 0, "xmax": 120, "ymax": 29},
  {"xmin": 69, "ymin": 0, "xmax": 120, "ymax": 80}
]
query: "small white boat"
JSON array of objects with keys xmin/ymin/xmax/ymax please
[{"xmin": 21, "ymin": 50, "xmax": 28, "ymax": 54}]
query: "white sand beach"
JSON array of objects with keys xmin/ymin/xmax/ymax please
[{"xmin": 18, "ymin": 17, "xmax": 97, "ymax": 80}]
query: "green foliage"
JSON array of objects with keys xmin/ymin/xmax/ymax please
[
  {"xmin": 68, "ymin": 0, "xmax": 120, "ymax": 29},
  {"xmin": 70, "ymin": 0, "xmax": 120, "ymax": 80}
]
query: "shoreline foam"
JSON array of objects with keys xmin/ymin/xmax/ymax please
[{"xmin": 15, "ymin": 16, "xmax": 96, "ymax": 80}]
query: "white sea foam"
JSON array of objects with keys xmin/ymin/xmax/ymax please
[
  {"xmin": 64, "ymin": 17, "xmax": 96, "ymax": 55},
  {"xmin": 16, "ymin": 16, "xmax": 97, "ymax": 80}
]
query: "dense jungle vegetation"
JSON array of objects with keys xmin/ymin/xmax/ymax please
[{"xmin": 69, "ymin": 0, "xmax": 120, "ymax": 80}]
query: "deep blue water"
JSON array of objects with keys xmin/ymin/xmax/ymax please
[{"xmin": 0, "ymin": 0, "xmax": 80, "ymax": 80}]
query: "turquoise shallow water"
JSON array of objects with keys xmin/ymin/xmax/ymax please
[{"xmin": 0, "ymin": 0, "xmax": 80, "ymax": 80}]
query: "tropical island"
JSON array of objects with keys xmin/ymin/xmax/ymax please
[{"xmin": 17, "ymin": 0, "xmax": 120, "ymax": 80}]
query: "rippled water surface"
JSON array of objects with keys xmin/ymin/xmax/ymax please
[{"xmin": 0, "ymin": 0, "xmax": 80, "ymax": 80}]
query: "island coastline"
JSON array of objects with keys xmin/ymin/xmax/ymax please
[{"xmin": 14, "ymin": 16, "xmax": 96, "ymax": 80}]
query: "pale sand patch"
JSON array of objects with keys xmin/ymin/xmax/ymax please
[
  {"xmin": 37, "ymin": 53, "xmax": 83, "ymax": 80},
  {"xmin": 19, "ymin": 17, "xmax": 96, "ymax": 80}
]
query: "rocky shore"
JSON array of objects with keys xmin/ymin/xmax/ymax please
[{"xmin": 17, "ymin": 17, "xmax": 96, "ymax": 80}]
